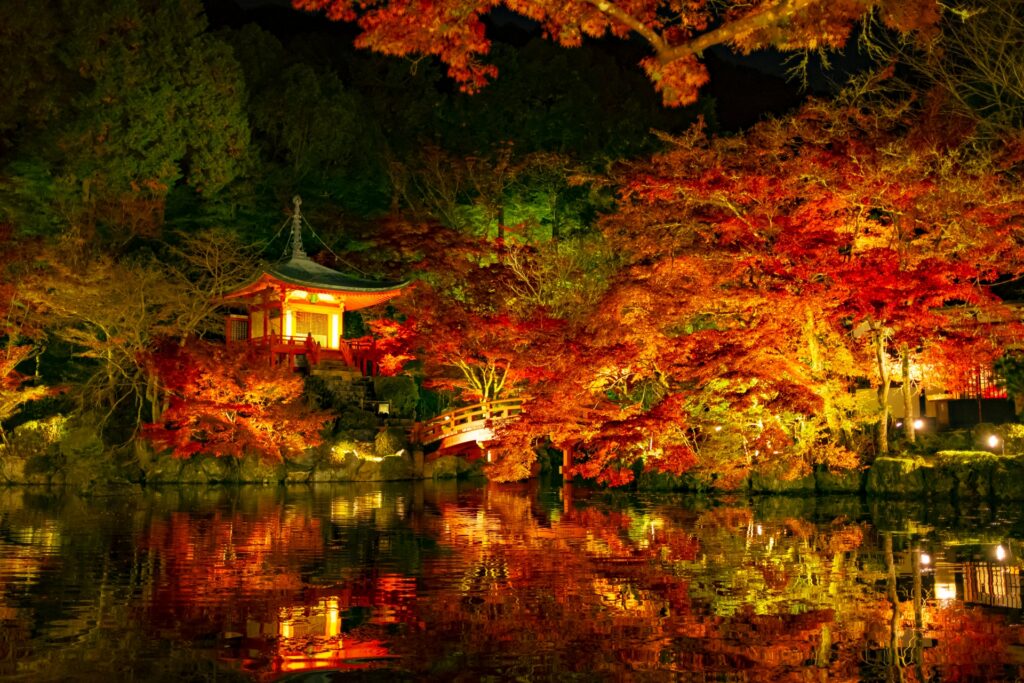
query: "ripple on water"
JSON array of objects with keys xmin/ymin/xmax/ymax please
[{"xmin": 0, "ymin": 482, "xmax": 1022, "ymax": 681}]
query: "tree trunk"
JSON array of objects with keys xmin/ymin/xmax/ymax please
[
  {"xmin": 147, "ymin": 373, "xmax": 162, "ymax": 424},
  {"xmin": 901, "ymin": 344, "xmax": 915, "ymax": 443},
  {"xmin": 883, "ymin": 534, "xmax": 904, "ymax": 680},
  {"xmin": 804, "ymin": 310, "xmax": 840, "ymax": 437},
  {"xmin": 875, "ymin": 331, "xmax": 891, "ymax": 455}
]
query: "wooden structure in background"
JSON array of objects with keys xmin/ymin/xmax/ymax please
[{"xmin": 221, "ymin": 197, "xmax": 408, "ymax": 373}]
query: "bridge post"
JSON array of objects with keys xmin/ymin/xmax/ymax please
[
  {"xmin": 413, "ymin": 449, "xmax": 424, "ymax": 477},
  {"xmin": 560, "ymin": 443, "xmax": 573, "ymax": 476},
  {"xmin": 560, "ymin": 442, "xmax": 574, "ymax": 514}
]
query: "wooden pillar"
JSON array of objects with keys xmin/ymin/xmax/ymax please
[
  {"xmin": 338, "ymin": 300, "xmax": 345, "ymax": 342},
  {"xmin": 261, "ymin": 290, "xmax": 268, "ymax": 339},
  {"xmin": 261, "ymin": 289, "xmax": 270, "ymax": 365},
  {"xmin": 279, "ymin": 287, "xmax": 285, "ymax": 339}
]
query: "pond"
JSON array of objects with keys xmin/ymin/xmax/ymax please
[{"xmin": 1, "ymin": 480, "xmax": 1022, "ymax": 681}]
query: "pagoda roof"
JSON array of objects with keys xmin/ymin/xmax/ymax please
[
  {"xmin": 222, "ymin": 254, "xmax": 409, "ymax": 304},
  {"xmin": 268, "ymin": 253, "xmax": 408, "ymax": 293},
  {"xmin": 220, "ymin": 196, "xmax": 409, "ymax": 306}
]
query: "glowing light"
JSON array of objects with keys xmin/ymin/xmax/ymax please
[
  {"xmin": 279, "ymin": 607, "xmax": 293, "ymax": 638},
  {"xmin": 288, "ymin": 290, "xmax": 336, "ymax": 303},
  {"xmin": 996, "ymin": 544, "xmax": 1007, "ymax": 561},
  {"xmin": 920, "ymin": 552, "xmax": 931, "ymax": 566},
  {"xmin": 913, "ymin": 419, "xmax": 924, "ymax": 430},
  {"xmin": 284, "ymin": 310, "xmax": 293, "ymax": 337},
  {"xmin": 896, "ymin": 421, "xmax": 903, "ymax": 428},
  {"xmin": 714, "ymin": 426, "xmax": 722, "ymax": 432},
  {"xmin": 935, "ymin": 582, "xmax": 957, "ymax": 600},
  {"xmin": 988, "ymin": 434, "xmax": 1000, "ymax": 449},
  {"xmin": 326, "ymin": 597, "xmax": 340, "ymax": 637},
  {"xmin": 330, "ymin": 314, "xmax": 339, "ymax": 348},
  {"xmin": 756, "ymin": 524, "xmax": 763, "ymax": 536}
]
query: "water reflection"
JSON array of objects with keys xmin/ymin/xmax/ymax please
[{"xmin": 0, "ymin": 484, "xmax": 1022, "ymax": 681}]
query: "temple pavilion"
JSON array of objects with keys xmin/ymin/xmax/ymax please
[{"xmin": 221, "ymin": 197, "xmax": 409, "ymax": 374}]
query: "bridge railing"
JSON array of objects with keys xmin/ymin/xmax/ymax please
[{"xmin": 417, "ymin": 398, "xmax": 524, "ymax": 445}]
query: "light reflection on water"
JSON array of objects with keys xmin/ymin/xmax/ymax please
[{"xmin": 0, "ymin": 482, "xmax": 1022, "ymax": 681}]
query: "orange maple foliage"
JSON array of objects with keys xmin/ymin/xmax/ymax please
[
  {"xmin": 294, "ymin": 0, "xmax": 940, "ymax": 106},
  {"xmin": 490, "ymin": 102, "xmax": 1024, "ymax": 483}
]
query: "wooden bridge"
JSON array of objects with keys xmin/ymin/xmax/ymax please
[{"xmin": 416, "ymin": 398, "xmax": 525, "ymax": 455}]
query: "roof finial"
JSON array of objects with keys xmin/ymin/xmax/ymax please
[{"xmin": 290, "ymin": 195, "xmax": 306, "ymax": 261}]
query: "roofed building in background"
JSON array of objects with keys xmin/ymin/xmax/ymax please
[{"xmin": 220, "ymin": 197, "xmax": 409, "ymax": 374}]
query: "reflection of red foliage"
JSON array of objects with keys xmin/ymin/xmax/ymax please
[
  {"xmin": 139, "ymin": 508, "xmax": 326, "ymax": 621},
  {"xmin": 924, "ymin": 605, "xmax": 1022, "ymax": 681}
]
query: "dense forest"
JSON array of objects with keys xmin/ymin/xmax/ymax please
[{"xmin": 2, "ymin": 0, "xmax": 1024, "ymax": 487}]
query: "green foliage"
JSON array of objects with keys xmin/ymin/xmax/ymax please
[
  {"xmin": 910, "ymin": 428, "xmax": 973, "ymax": 454},
  {"xmin": 373, "ymin": 375, "xmax": 419, "ymax": 417},
  {"xmin": 995, "ymin": 352, "xmax": 1024, "ymax": 411},
  {"xmin": 374, "ymin": 427, "xmax": 408, "ymax": 456},
  {"xmin": 1004, "ymin": 423, "xmax": 1024, "ymax": 453},
  {"xmin": 0, "ymin": 416, "xmax": 66, "ymax": 461},
  {"xmin": 0, "ymin": 0, "xmax": 251, "ymax": 240}
]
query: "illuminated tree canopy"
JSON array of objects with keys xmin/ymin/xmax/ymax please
[{"xmin": 294, "ymin": 0, "xmax": 941, "ymax": 105}]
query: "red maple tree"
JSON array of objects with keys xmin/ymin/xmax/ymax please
[
  {"xmin": 294, "ymin": 0, "xmax": 941, "ymax": 106},
  {"xmin": 142, "ymin": 339, "xmax": 332, "ymax": 460},
  {"xmin": 490, "ymin": 102, "xmax": 1024, "ymax": 482}
]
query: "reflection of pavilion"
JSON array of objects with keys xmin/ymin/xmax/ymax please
[
  {"xmin": 962, "ymin": 562, "xmax": 1022, "ymax": 609},
  {"xmin": 240, "ymin": 595, "xmax": 397, "ymax": 674}
]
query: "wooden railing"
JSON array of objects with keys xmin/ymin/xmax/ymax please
[
  {"xmin": 346, "ymin": 336, "xmax": 379, "ymax": 376},
  {"xmin": 242, "ymin": 333, "xmax": 386, "ymax": 374},
  {"xmin": 417, "ymin": 398, "xmax": 525, "ymax": 445}
]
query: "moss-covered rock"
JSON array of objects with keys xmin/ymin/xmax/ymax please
[
  {"xmin": 178, "ymin": 456, "xmax": 233, "ymax": 484},
  {"xmin": 58, "ymin": 425, "xmax": 104, "ymax": 462},
  {"xmin": 312, "ymin": 452, "xmax": 362, "ymax": 482},
  {"xmin": 815, "ymin": 468, "xmax": 864, "ymax": 494},
  {"xmin": 237, "ymin": 454, "xmax": 284, "ymax": 484},
  {"xmin": 355, "ymin": 458, "xmax": 382, "ymax": 481},
  {"xmin": 424, "ymin": 455, "xmax": 460, "ymax": 479},
  {"xmin": 865, "ymin": 457, "xmax": 927, "ymax": 497},
  {"xmin": 933, "ymin": 451, "xmax": 1000, "ymax": 499},
  {"xmin": 143, "ymin": 454, "xmax": 183, "ymax": 484},
  {"xmin": 285, "ymin": 467, "xmax": 312, "ymax": 484},
  {"xmin": 55, "ymin": 424, "xmax": 124, "ymax": 489},
  {"xmin": 0, "ymin": 453, "xmax": 28, "ymax": 483},
  {"xmin": 750, "ymin": 466, "xmax": 816, "ymax": 494},
  {"xmin": 379, "ymin": 452, "xmax": 416, "ymax": 480}
]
